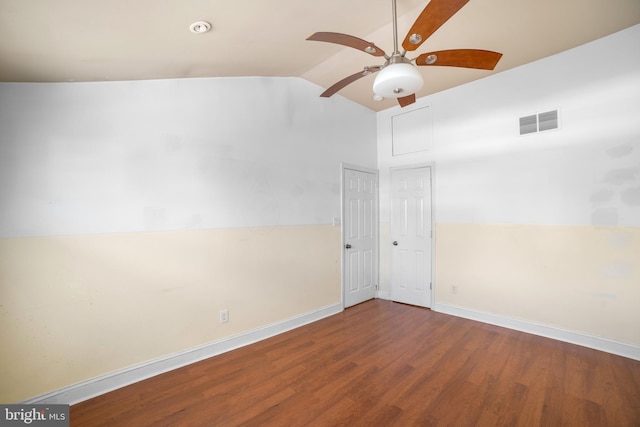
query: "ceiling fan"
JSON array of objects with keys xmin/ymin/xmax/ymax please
[{"xmin": 307, "ymin": 0, "xmax": 502, "ymax": 108}]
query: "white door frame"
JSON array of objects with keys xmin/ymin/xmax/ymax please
[
  {"xmin": 341, "ymin": 163, "xmax": 380, "ymax": 308},
  {"xmin": 389, "ymin": 162, "xmax": 435, "ymax": 308}
]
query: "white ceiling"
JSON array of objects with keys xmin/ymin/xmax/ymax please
[{"xmin": 1, "ymin": 0, "xmax": 639, "ymax": 111}]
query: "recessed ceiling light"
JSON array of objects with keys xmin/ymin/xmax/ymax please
[{"xmin": 190, "ymin": 21, "xmax": 212, "ymax": 34}]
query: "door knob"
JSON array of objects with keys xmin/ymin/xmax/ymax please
[
  {"xmin": 345, "ymin": 244, "xmax": 352, "ymax": 249},
  {"xmin": 393, "ymin": 241, "xmax": 398, "ymax": 246}
]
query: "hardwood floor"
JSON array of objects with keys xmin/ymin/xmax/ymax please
[{"xmin": 71, "ymin": 300, "xmax": 640, "ymax": 426}]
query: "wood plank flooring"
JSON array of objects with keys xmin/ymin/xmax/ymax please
[{"xmin": 71, "ymin": 299, "xmax": 640, "ymax": 426}]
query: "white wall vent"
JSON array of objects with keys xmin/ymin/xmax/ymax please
[{"xmin": 519, "ymin": 110, "xmax": 559, "ymax": 135}]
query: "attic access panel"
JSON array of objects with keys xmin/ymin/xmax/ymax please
[{"xmin": 392, "ymin": 106, "xmax": 433, "ymax": 156}]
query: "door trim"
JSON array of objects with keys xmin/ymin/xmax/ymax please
[
  {"xmin": 389, "ymin": 162, "xmax": 435, "ymax": 308},
  {"xmin": 341, "ymin": 163, "xmax": 379, "ymax": 308}
]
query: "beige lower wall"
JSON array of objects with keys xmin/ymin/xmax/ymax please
[
  {"xmin": 0, "ymin": 224, "xmax": 341, "ymax": 403},
  {"xmin": 434, "ymin": 223, "xmax": 640, "ymax": 346}
]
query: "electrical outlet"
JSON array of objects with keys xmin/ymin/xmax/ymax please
[
  {"xmin": 219, "ymin": 309, "xmax": 229, "ymax": 324},
  {"xmin": 451, "ymin": 285, "xmax": 458, "ymax": 295}
]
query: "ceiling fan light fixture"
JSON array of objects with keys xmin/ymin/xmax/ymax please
[
  {"xmin": 373, "ymin": 63, "xmax": 424, "ymax": 99},
  {"xmin": 307, "ymin": 0, "xmax": 502, "ymax": 108}
]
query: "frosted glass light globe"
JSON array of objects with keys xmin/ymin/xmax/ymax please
[{"xmin": 373, "ymin": 63, "xmax": 424, "ymax": 99}]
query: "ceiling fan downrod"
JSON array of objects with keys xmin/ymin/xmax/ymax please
[
  {"xmin": 383, "ymin": 0, "xmax": 413, "ymax": 67},
  {"xmin": 392, "ymin": 0, "xmax": 400, "ymax": 55}
]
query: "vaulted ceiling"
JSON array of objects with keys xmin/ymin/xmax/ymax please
[{"xmin": 1, "ymin": 0, "xmax": 639, "ymax": 111}]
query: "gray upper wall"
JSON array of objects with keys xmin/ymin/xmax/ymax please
[{"xmin": 0, "ymin": 77, "xmax": 377, "ymax": 237}]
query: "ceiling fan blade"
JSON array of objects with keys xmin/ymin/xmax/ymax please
[
  {"xmin": 320, "ymin": 67, "xmax": 381, "ymax": 98},
  {"xmin": 397, "ymin": 94, "xmax": 416, "ymax": 108},
  {"xmin": 402, "ymin": 0, "xmax": 470, "ymax": 52},
  {"xmin": 307, "ymin": 32, "xmax": 387, "ymax": 57},
  {"xmin": 416, "ymin": 49, "xmax": 503, "ymax": 70}
]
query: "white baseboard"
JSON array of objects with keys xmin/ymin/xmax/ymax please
[
  {"xmin": 22, "ymin": 303, "xmax": 343, "ymax": 405},
  {"xmin": 376, "ymin": 290, "xmax": 390, "ymax": 300},
  {"xmin": 433, "ymin": 303, "xmax": 640, "ymax": 361},
  {"xmin": 24, "ymin": 300, "xmax": 637, "ymax": 405}
]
